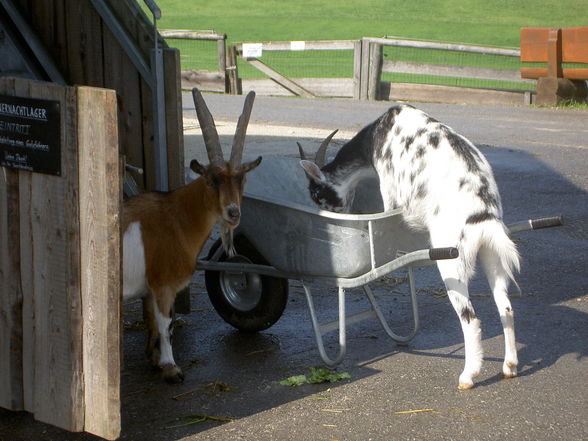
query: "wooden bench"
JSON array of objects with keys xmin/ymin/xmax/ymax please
[{"xmin": 520, "ymin": 26, "xmax": 588, "ymax": 105}]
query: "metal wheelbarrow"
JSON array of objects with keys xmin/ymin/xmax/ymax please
[{"xmin": 197, "ymin": 156, "xmax": 563, "ymax": 366}]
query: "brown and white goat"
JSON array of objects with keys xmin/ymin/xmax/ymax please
[{"xmin": 122, "ymin": 89, "xmax": 261, "ymax": 383}]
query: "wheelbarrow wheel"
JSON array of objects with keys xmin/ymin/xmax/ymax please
[{"xmin": 204, "ymin": 235, "xmax": 288, "ymax": 332}]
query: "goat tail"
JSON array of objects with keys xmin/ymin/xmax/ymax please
[{"xmin": 466, "ymin": 219, "xmax": 520, "ymax": 292}]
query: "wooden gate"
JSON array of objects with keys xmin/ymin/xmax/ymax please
[{"xmin": 0, "ymin": 77, "xmax": 121, "ymax": 440}]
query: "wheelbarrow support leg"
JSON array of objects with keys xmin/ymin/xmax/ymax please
[
  {"xmin": 363, "ymin": 266, "xmax": 420, "ymax": 345},
  {"xmin": 302, "ymin": 282, "xmax": 347, "ymax": 367}
]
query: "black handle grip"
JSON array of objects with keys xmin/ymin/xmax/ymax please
[
  {"xmin": 531, "ymin": 216, "xmax": 563, "ymax": 230},
  {"xmin": 429, "ymin": 247, "xmax": 459, "ymax": 260}
]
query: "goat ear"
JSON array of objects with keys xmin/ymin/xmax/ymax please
[
  {"xmin": 190, "ymin": 159, "xmax": 208, "ymax": 176},
  {"xmin": 297, "ymin": 142, "xmax": 307, "ymax": 160},
  {"xmin": 239, "ymin": 156, "xmax": 262, "ymax": 174},
  {"xmin": 300, "ymin": 160, "xmax": 325, "ymax": 183}
]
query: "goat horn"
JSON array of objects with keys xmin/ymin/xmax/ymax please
[
  {"xmin": 192, "ymin": 88, "xmax": 224, "ymax": 167},
  {"xmin": 314, "ymin": 129, "xmax": 338, "ymax": 167},
  {"xmin": 229, "ymin": 90, "xmax": 255, "ymax": 167},
  {"xmin": 297, "ymin": 142, "xmax": 307, "ymax": 160}
]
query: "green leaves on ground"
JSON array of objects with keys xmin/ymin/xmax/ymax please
[{"xmin": 280, "ymin": 368, "xmax": 351, "ymax": 386}]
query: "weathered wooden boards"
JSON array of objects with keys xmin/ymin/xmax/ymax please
[
  {"xmin": 12, "ymin": 0, "xmax": 184, "ymax": 193},
  {"xmin": 0, "ymin": 78, "xmax": 121, "ymax": 440}
]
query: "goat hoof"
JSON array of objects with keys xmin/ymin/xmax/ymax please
[
  {"xmin": 457, "ymin": 375, "xmax": 474, "ymax": 390},
  {"xmin": 162, "ymin": 365, "xmax": 184, "ymax": 384},
  {"xmin": 502, "ymin": 362, "xmax": 517, "ymax": 379},
  {"xmin": 501, "ymin": 369, "xmax": 517, "ymax": 379}
]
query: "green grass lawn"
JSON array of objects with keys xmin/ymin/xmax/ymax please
[
  {"xmin": 148, "ymin": 0, "xmax": 588, "ymax": 88},
  {"xmin": 153, "ymin": 0, "xmax": 587, "ymax": 47}
]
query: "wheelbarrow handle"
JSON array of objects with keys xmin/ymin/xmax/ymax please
[
  {"xmin": 429, "ymin": 247, "xmax": 459, "ymax": 260},
  {"xmin": 531, "ymin": 215, "xmax": 564, "ymax": 230},
  {"xmin": 507, "ymin": 215, "xmax": 564, "ymax": 234}
]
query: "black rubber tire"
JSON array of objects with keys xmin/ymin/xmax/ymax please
[{"xmin": 204, "ymin": 235, "xmax": 289, "ymax": 332}]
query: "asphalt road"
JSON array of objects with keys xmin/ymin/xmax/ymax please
[{"xmin": 1, "ymin": 95, "xmax": 586, "ymax": 441}]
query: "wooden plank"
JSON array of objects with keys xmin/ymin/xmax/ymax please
[
  {"xmin": 245, "ymin": 58, "xmax": 316, "ymax": 98},
  {"xmin": 18, "ymin": 170, "xmax": 34, "ymax": 413},
  {"xmin": 180, "ymin": 70, "xmax": 226, "ymax": 93},
  {"xmin": 140, "ymin": 75, "xmax": 157, "ymax": 191},
  {"xmin": 521, "ymin": 67, "xmax": 588, "ymax": 80},
  {"xmin": 13, "ymin": 79, "xmax": 85, "ymax": 432},
  {"xmin": 160, "ymin": 30, "xmax": 226, "ymax": 41},
  {"xmin": 65, "ymin": 0, "xmax": 105, "ymax": 86},
  {"xmin": 237, "ymin": 40, "xmax": 356, "ymax": 52},
  {"xmin": 102, "ymin": 23, "xmax": 146, "ymax": 189},
  {"xmin": 0, "ymin": 79, "xmax": 24, "ymax": 412},
  {"xmin": 380, "ymin": 81, "xmax": 528, "ymax": 106},
  {"xmin": 383, "ymin": 60, "xmax": 534, "ymax": 83},
  {"xmin": 1, "ymin": 173, "xmax": 25, "ymax": 411},
  {"xmin": 520, "ymin": 27, "xmax": 551, "ymax": 62},
  {"xmin": 12, "ymin": 78, "xmax": 34, "ymax": 414},
  {"xmin": 562, "ymin": 26, "xmax": 588, "ymax": 63},
  {"xmin": 370, "ymin": 37, "xmax": 520, "ymax": 57},
  {"xmin": 163, "ymin": 48, "xmax": 185, "ymax": 191},
  {"xmin": 77, "ymin": 86, "xmax": 121, "ymax": 441}
]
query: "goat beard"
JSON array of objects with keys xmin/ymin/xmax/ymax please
[{"xmin": 220, "ymin": 222, "xmax": 237, "ymax": 257}]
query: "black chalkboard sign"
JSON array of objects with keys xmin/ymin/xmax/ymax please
[{"xmin": 0, "ymin": 94, "xmax": 61, "ymax": 176}]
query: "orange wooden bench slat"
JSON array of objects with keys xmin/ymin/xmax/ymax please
[
  {"xmin": 520, "ymin": 27, "xmax": 551, "ymax": 62},
  {"xmin": 521, "ymin": 26, "xmax": 588, "ymax": 63},
  {"xmin": 521, "ymin": 67, "xmax": 588, "ymax": 80},
  {"xmin": 563, "ymin": 26, "xmax": 588, "ymax": 64}
]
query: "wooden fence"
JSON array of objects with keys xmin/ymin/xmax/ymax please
[
  {"xmin": 160, "ymin": 29, "xmax": 228, "ymax": 93},
  {"xmin": 168, "ymin": 33, "xmax": 537, "ymax": 105},
  {"xmin": 0, "ymin": 77, "xmax": 121, "ymax": 440},
  {"xmin": 365, "ymin": 37, "xmax": 535, "ymax": 105}
]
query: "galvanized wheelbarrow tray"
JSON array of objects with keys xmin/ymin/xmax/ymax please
[{"xmin": 197, "ymin": 157, "xmax": 563, "ymax": 366}]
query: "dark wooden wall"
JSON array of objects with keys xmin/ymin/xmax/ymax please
[{"xmin": 10, "ymin": 0, "xmax": 185, "ymax": 191}]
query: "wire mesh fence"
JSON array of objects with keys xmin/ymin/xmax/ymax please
[
  {"xmin": 169, "ymin": 38, "xmax": 219, "ymax": 71},
  {"xmin": 236, "ymin": 49, "xmax": 355, "ymax": 79},
  {"xmin": 381, "ymin": 44, "xmax": 533, "ymax": 91},
  {"xmin": 161, "ymin": 30, "xmax": 225, "ymax": 71},
  {"xmin": 161, "ymin": 32, "xmax": 535, "ymax": 95}
]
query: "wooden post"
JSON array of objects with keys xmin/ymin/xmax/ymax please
[
  {"xmin": 163, "ymin": 48, "xmax": 185, "ymax": 192},
  {"xmin": 77, "ymin": 85, "xmax": 121, "ymax": 440},
  {"xmin": 217, "ymin": 34, "xmax": 227, "ymax": 73},
  {"xmin": 353, "ymin": 40, "xmax": 363, "ymax": 100},
  {"xmin": 367, "ymin": 41, "xmax": 383, "ymax": 101},
  {"xmin": 359, "ymin": 38, "xmax": 370, "ymax": 100},
  {"xmin": 547, "ymin": 28, "xmax": 563, "ymax": 78},
  {"xmin": 227, "ymin": 45, "xmax": 242, "ymax": 95}
]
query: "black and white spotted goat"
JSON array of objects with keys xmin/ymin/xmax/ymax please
[{"xmin": 298, "ymin": 104, "xmax": 519, "ymax": 390}]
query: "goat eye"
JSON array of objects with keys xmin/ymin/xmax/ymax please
[{"xmin": 208, "ymin": 174, "xmax": 220, "ymax": 189}]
